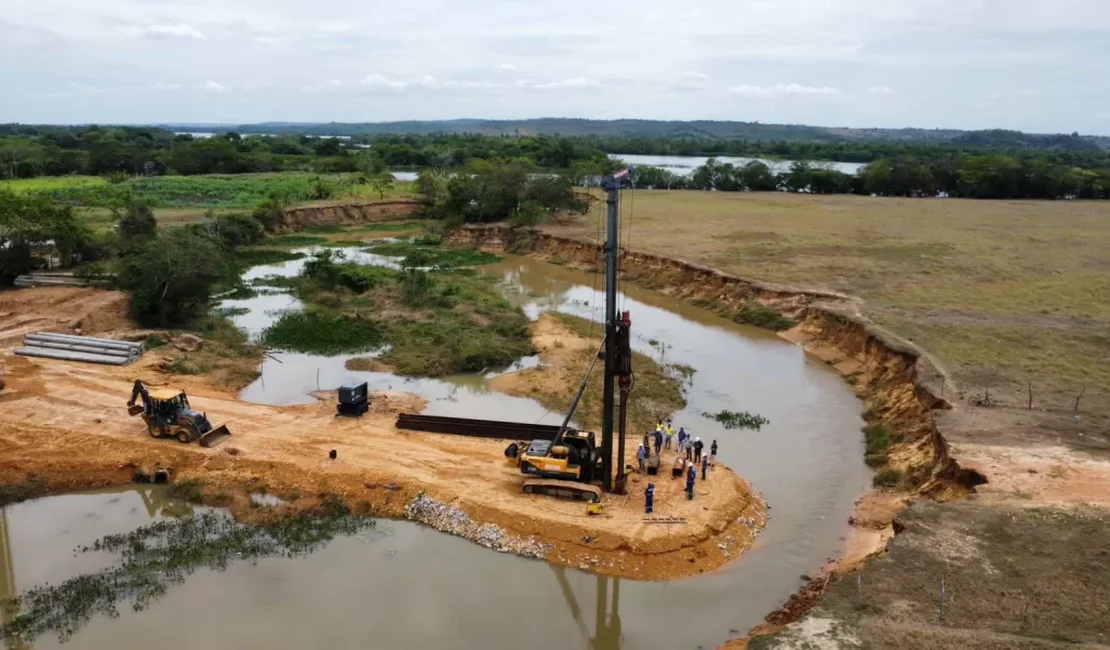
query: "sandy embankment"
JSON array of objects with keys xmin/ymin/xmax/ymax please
[{"xmin": 0, "ymin": 290, "xmax": 767, "ymax": 580}]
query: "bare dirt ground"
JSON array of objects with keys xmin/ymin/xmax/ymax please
[
  {"xmin": 0, "ymin": 286, "xmax": 131, "ymax": 348},
  {"xmin": 0, "ymin": 291, "xmax": 765, "ymax": 581}
]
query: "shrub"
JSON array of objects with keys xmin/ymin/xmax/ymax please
[
  {"xmin": 736, "ymin": 305, "xmax": 795, "ymax": 331},
  {"xmin": 863, "ymin": 423, "xmax": 896, "ymax": 456},
  {"xmin": 873, "ymin": 468, "xmax": 903, "ymax": 487},
  {"xmin": 261, "ymin": 312, "xmax": 384, "ymax": 355}
]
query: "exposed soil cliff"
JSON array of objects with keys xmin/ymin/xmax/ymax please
[{"xmin": 281, "ymin": 200, "xmax": 421, "ymax": 229}]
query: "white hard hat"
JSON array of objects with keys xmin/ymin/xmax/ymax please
[{"xmin": 695, "ymin": 437, "xmax": 701, "ymax": 441}]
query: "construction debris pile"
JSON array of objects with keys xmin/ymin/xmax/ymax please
[
  {"xmin": 15, "ymin": 331, "xmax": 144, "ymax": 366},
  {"xmin": 404, "ymin": 494, "xmax": 552, "ymax": 559}
]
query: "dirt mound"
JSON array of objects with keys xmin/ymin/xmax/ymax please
[{"xmin": 0, "ymin": 287, "xmax": 132, "ymax": 348}]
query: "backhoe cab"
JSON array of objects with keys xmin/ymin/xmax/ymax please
[{"xmin": 127, "ymin": 380, "xmax": 231, "ymax": 447}]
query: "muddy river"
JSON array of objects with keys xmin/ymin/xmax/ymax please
[{"xmin": 2, "ymin": 250, "xmax": 869, "ymax": 649}]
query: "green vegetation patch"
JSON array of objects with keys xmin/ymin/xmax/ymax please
[
  {"xmin": 736, "ymin": 305, "xmax": 795, "ymax": 331},
  {"xmin": 703, "ymin": 409, "xmax": 770, "ymax": 431},
  {"xmin": 0, "ymin": 496, "xmax": 374, "ymax": 644},
  {"xmin": 269, "ymin": 234, "xmax": 328, "ymax": 247},
  {"xmin": 262, "ymin": 312, "xmax": 384, "ymax": 356},
  {"xmin": 367, "ymin": 242, "xmax": 501, "ymax": 267}
]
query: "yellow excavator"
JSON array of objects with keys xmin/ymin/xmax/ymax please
[
  {"xmin": 127, "ymin": 380, "xmax": 231, "ymax": 447},
  {"xmin": 505, "ymin": 429, "xmax": 604, "ymax": 501}
]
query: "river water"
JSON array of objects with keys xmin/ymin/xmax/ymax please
[
  {"xmin": 610, "ymin": 153, "xmax": 866, "ymax": 176},
  {"xmin": 2, "ymin": 252, "xmax": 870, "ymax": 650}
]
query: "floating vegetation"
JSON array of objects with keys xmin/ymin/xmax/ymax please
[
  {"xmin": 366, "ymin": 242, "xmax": 501, "ymax": 267},
  {"xmin": 0, "ymin": 496, "xmax": 373, "ymax": 644},
  {"xmin": 217, "ymin": 306, "xmax": 250, "ymax": 318},
  {"xmin": 270, "ymin": 234, "xmax": 328, "ymax": 247},
  {"xmin": 703, "ymin": 410, "xmax": 770, "ymax": 431},
  {"xmin": 261, "ymin": 312, "xmax": 384, "ymax": 356}
]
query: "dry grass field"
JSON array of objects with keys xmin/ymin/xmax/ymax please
[{"xmin": 551, "ymin": 190, "xmax": 1110, "ymax": 420}]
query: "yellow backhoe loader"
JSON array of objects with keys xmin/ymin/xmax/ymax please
[{"xmin": 127, "ymin": 380, "xmax": 231, "ymax": 447}]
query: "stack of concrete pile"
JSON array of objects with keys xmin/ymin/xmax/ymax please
[{"xmin": 15, "ymin": 332, "xmax": 144, "ymax": 366}]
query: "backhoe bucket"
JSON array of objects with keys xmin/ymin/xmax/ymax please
[
  {"xmin": 199, "ymin": 424, "xmax": 231, "ymax": 448},
  {"xmin": 128, "ymin": 404, "xmax": 145, "ymax": 417}
]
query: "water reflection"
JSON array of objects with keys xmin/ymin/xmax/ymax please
[{"xmin": 554, "ymin": 567, "xmax": 623, "ymax": 650}]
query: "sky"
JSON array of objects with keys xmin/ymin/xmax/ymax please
[{"xmin": 2, "ymin": 0, "xmax": 1109, "ymax": 134}]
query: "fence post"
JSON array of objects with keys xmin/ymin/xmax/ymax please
[{"xmin": 1027, "ymin": 383, "xmax": 1033, "ymax": 410}]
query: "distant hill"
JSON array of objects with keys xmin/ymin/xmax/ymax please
[{"xmin": 156, "ymin": 119, "xmax": 1110, "ymax": 151}]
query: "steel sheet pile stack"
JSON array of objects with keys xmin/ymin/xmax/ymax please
[{"xmin": 15, "ymin": 332, "xmax": 144, "ymax": 366}]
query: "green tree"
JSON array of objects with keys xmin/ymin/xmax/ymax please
[
  {"xmin": 369, "ymin": 173, "xmax": 394, "ymax": 200},
  {"xmin": 117, "ymin": 197, "xmax": 157, "ymax": 242},
  {"xmin": 118, "ymin": 230, "xmax": 226, "ymax": 327}
]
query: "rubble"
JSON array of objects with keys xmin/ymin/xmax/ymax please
[{"xmin": 404, "ymin": 494, "xmax": 553, "ymax": 559}]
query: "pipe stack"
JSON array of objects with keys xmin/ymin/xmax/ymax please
[{"xmin": 15, "ymin": 332, "xmax": 144, "ymax": 366}]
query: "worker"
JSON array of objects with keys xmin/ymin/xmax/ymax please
[
  {"xmin": 637, "ymin": 444, "xmax": 647, "ymax": 473},
  {"xmin": 701, "ymin": 453, "xmax": 709, "ymax": 480},
  {"xmin": 642, "ymin": 431, "xmax": 651, "ymax": 452},
  {"xmin": 672, "ymin": 455, "xmax": 686, "ymax": 478},
  {"xmin": 710, "ymin": 439, "xmax": 718, "ymax": 468},
  {"xmin": 665, "ymin": 420, "xmax": 675, "ymax": 450},
  {"xmin": 645, "ymin": 483, "xmax": 655, "ymax": 514},
  {"xmin": 653, "ymin": 427, "xmax": 664, "ymax": 455},
  {"xmin": 683, "ymin": 434, "xmax": 693, "ymax": 461},
  {"xmin": 677, "ymin": 426, "xmax": 687, "ymax": 450},
  {"xmin": 686, "ymin": 463, "xmax": 696, "ymax": 500},
  {"xmin": 693, "ymin": 437, "xmax": 704, "ymax": 464}
]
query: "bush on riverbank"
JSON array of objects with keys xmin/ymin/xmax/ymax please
[{"xmin": 262, "ymin": 248, "xmax": 533, "ymax": 376}]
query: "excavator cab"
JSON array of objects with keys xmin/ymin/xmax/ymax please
[{"xmin": 127, "ymin": 380, "xmax": 231, "ymax": 447}]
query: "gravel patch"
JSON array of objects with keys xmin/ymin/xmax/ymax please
[{"xmin": 404, "ymin": 494, "xmax": 553, "ymax": 559}]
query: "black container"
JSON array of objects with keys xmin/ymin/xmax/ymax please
[
  {"xmin": 338, "ymin": 382, "xmax": 369, "ymax": 405},
  {"xmin": 337, "ymin": 399, "xmax": 369, "ymax": 417}
]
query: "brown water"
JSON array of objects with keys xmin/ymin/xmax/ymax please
[{"xmin": 4, "ymin": 255, "xmax": 870, "ymax": 650}]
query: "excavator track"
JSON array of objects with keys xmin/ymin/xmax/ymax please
[{"xmin": 522, "ymin": 479, "xmax": 602, "ymax": 502}]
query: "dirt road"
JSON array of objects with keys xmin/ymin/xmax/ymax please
[{"xmin": 0, "ymin": 304, "xmax": 766, "ymax": 580}]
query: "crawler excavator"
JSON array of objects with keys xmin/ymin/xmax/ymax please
[{"xmin": 127, "ymin": 380, "xmax": 231, "ymax": 447}]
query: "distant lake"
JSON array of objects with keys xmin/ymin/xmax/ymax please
[
  {"xmin": 173, "ymin": 132, "xmax": 351, "ymax": 140},
  {"xmin": 610, "ymin": 153, "xmax": 866, "ymax": 176}
]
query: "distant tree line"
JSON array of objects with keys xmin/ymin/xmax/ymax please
[
  {"xmin": 587, "ymin": 134, "xmax": 1110, "ymax": 166},
  {"xmin": 624, "ymin": 157, "xmax": 1110, "ymax": 199},
  {"xmin": 155, "ymin": 120, "xmax": 1110, "ymax": 151},
  {"xmin": 0, "ymin": 126, "xmax": 611, "ymax": 179},
  {"xmin": 2, "ymin": 125, "xmax": 1108, "ymax": 199}
]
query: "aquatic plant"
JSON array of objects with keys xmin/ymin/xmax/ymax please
[
  {"xmin": 367, "ymin": 241, "xmax": 501, "ymax": 267},
  {"xmin": 0, "ymin": 496, "xmax": 374, "ymax": 643},
  {"xmin": 703, "ymin": 410, "xmax": 770, "ymax": 431},
  {"xmin": 261, "ymin": 312, "xmax": 384, "ymax": 355}
]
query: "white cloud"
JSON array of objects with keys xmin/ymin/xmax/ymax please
[
  {"xmin": 728, "ymin": 83, "xmax": 840, "ymax": 97},
  {"xmin": 130, "ymin": 24, "xmax": 207, "ymax": 40},
  {"xmin": 868, "ymin": 86, "xmax": 894, "ymax": 95},
  {"xmin": 360, "ymin": 73, "xmax": 408, "ymax": 90},
  {"xmin": 202, "ymin": 80, "xmax": 229, "ymax": 92},
  {"xmin": 316, "ymin": 22, "xmax": 356, "ymax": 33},
  {"xmin": 498, "ymin": 63, "xmax": 519, "ymax": 72},
  {"xmin": 524, "ymin": 77, "xmax": 599, "ymax": 90},
  {"xmin": 673, "ymin": 71, "xmax": 709, "ymax": 91}
]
